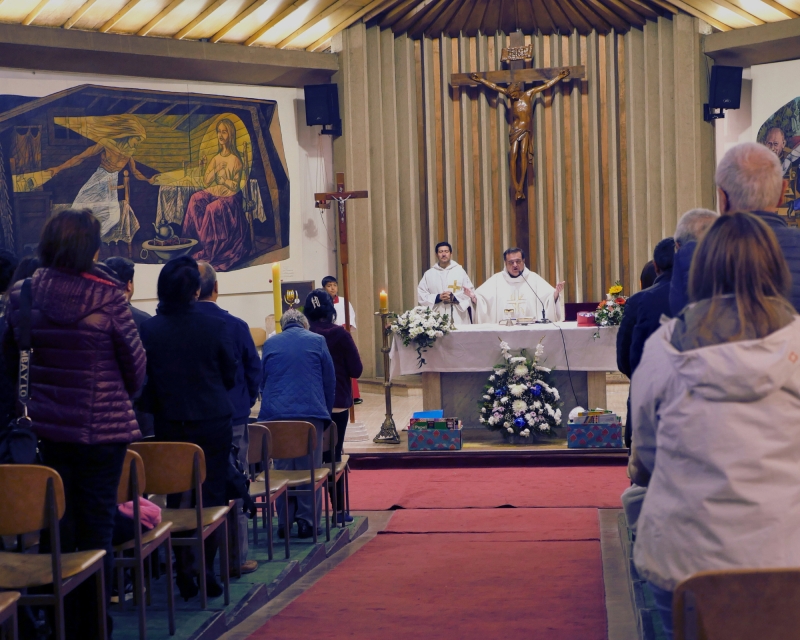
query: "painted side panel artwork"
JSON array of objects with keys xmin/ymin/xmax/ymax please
[
  {"xmin": 758, "ymin": 97, "xmax": 800, "ymax": 227},
  {"xmin": 0, "ymin": 84, "xmax": 290, "ymax": 271}
]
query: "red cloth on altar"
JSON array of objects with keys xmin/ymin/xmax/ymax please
[{"xmin": 183, "ymin": 190, "xmax": 250, "ymax": 271}]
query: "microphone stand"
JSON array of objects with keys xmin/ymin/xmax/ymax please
[{"xmin": 520, "ymin": 271, "xmax": 552, "ymax": 324}]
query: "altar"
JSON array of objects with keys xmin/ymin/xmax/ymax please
[{"xmin": 389, "ymin": 322, "xmax": 619, "ymax": 429}]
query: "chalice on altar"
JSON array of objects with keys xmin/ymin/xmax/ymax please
[{"xmin": 283, "ymin": 290, "xmax": 299, "ymax": 309}]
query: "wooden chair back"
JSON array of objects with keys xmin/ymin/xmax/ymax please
[
  {"xmin": 250, "ymin": 327, "xmax": 267, "ymax": 348},
  {"xmin": 258, "ymin": 421, "xmax": 315, "ymax": 460},
  {"xmin": 674, "ymin": 568, "xmax": 800, "ymax": 640},
  {"xmin": 247, "ymin": 423, "xmax": 272, "ymax": 467},
  {"xmin": 0, "ymin": 465, "xmax": 65, "ymax": 536},
  {"xmin": 322, "ymin": 422, "xmax": 337, "ymax": 461},
  {"xmin": 129, "ymin": 442, "xmax": 206, "ymax": 495},
  {"xmin": 117, "ymin": 449, "xmax": 146, "ymax": 504}
]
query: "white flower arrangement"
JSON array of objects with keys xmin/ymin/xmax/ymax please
[
  {"xmin": 390, "ymin": 305, "xmax": 453, "ymax": 367},
  {"xmin": 479, "ymin": 337, "xmax": 562, "ymax": 438}
]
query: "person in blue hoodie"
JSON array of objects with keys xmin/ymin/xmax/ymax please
[
  {"xmin": 196, "ymin": 261, "xmax": 261, "ymax": 574},
  {"xmin": 258, "ymin": 308, "xmax": 335, "ymax": 539}
]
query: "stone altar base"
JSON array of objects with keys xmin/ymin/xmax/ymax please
[{"xmin": 434, "ymin": 370, "xmax": 601, "ymax": 429}]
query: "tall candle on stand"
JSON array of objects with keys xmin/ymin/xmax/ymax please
[
  {"xmin": 379, "ymin": 290, "xmax": 388, "ymax": 313},
  {"xmin": 272, "ymin": 262, "xmax": 282, "ymax": 333}
]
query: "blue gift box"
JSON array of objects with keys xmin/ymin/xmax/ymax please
[
  {"xmin": 407, "ymin": 426, "xmax": 463, "ymax": 451},
  {"xmin": 567, "ymin": 415, "xmax": 623, "ymax": 449}
]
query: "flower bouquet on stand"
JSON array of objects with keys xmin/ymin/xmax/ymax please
[
  {"xmin": 390, "ymin": 306, "xmax": 454, "ymax": 368},
  {"xmin": 594, "ymin": 282, "xmax": 627, "ymax": 338},
  {"xmin": 595, "ymin": 282, "xmax": 627, "ymax": 327},
  {"xmin": 479, "ymin": 339, "xmax": 562, "ymax": 444}
]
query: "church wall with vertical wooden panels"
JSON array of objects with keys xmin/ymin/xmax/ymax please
[{"xmin": 332, "ymin": 14, "xmax": 715, "ymax": 377}]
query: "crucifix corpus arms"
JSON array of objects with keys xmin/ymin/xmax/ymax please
[{"xmin": 470, "ymin": 69, "xmax": 570, "ymax": 201}]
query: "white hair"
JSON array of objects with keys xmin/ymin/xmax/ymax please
[
  {"xmin": 674, "ymin": 208, "xmax": 719, "ymax": 246},
  {"xmin": 280, "ymin": 308, "xmax": 309, "ymax": 329},
  {"xmin": 716, "ymin": 142, "xmax": 783, "ymax": 213}
]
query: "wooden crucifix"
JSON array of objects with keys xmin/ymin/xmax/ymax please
[
  {"xmin": 451, "ymin": 32, "xmax": 585, "ymax": 202},
  {"xmin": 315, "ymin": 173, "xmax": 368, "ymax": 422},
  {"xmin": 314, "ymin": 171, "xmax": 368, "ymax": 331}
]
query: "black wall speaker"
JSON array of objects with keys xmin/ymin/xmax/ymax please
[
  {"xmin": 708, "ymin": 66, "xmax": 743, "ymax": 110},
  {"xmin": 304, "ymin": 83, "xmax": 340, "ymax": 134}
]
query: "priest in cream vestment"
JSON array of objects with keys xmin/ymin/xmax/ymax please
[
  {"xmin": 417, "ymin": 242, "xmax": 476, "ymax": 325},
  {"xmin": 476, "ymin": 247, "xmax": 565, "ymax": 323}
]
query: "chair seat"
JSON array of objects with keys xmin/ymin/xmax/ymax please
[
  {"xmin": 0, "ymin": 590, "xmax": 20, "ymax": 614},
  {"xmin": 113, "ymin": 520, "xmax": 173, "ymax": 553},
  {"xmin": 272, "ymin": 469, "xmax": 329, "ymax": 487},
  {"xmin": 0, "ymin": 549, "xmax": 105, "ymax": 589},
  {"xmin": 161, "ymin": 506, "xmax": 230, "ymax": 533},
  {"xmin": 249, "ymin": 477, "xmax": 288, "ymax": 498},
  {"xmin": 334, "ymin": 454, "xmax": 350, "ymax": 475}
]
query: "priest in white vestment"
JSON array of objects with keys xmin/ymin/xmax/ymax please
[
  {"xmin": 475, "ymin": 247, "xmax": 565, "ymax": 323},
  {"xmin": 417, "ymin": 241, "xmax": 476, "ymax": 324}
]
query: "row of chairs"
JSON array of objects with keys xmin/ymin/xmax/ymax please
[{"xmin": 0, "ymin": 420, "xmax": 350, "ymax": 640}]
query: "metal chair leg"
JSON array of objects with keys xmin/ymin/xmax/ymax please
[
  {"xmin": 165, "ymin": 536, "xmax": 176, "ymax": 636},
  {"xmin": 283, "ymin": 494, "xmax": 290, "ymax": 559},
  {"xmin": 221, "ymin": 520, "xmax": 230, "ymax": 606},
  {"xmin": 97, "ymin": 565, "xmax": 108, "ymax": 640}
]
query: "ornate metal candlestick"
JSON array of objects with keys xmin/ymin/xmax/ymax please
[{"xmin": 373, "ymin": 309, "xmax": 400, "ymax": 444}]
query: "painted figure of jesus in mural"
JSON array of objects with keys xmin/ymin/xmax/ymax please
[{"xmin": 181, "ymin": 118, "xmax": 251, "ymax": 271}]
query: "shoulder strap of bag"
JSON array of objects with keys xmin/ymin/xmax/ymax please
[{"xmin": 18, "ymin": 278, "xmax": 32, "ymax": 412}]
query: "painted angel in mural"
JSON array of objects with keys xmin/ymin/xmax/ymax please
[
  {"xmin": 49, "ymin": 115, "xmax": 153, "ymax": 236},
  {"xmin": 180, "ymin": 118, "xmax": 252, "ymax": 271}
]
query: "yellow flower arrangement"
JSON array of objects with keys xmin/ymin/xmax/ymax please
[{"xmin": 608, "ymin": 284, "xmax": 623, "ymax": 295}]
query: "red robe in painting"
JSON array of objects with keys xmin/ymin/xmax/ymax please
[{"xmin": 182, "ymin": 190, "xmax": 251, "ymax": 271}]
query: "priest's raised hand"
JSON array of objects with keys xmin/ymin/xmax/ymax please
[{"xmin": 474, "ymin": 247, "xmax": 565, "ymax": 323}]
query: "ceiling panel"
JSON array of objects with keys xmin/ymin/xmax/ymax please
[{"xmin": 0, "ymin": 0, "xmax": 794, "ymax": 52}]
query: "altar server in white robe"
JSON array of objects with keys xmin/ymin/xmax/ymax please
[
  {"xmin": 417, "ymin": 242, "xmax": 477, "ymax": 324},
  {"xmin": 475, "ymin": 247, "xmax": 565, "ymax": 323},
  {"xmin": 323, "ymin": 275, "xmax": 356, "ymax": 329}
]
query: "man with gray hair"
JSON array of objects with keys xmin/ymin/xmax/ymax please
[
  {"xmin": 669, "ymin": 208, "xmax": 719, "ymax": 315},
  {"xmin": 196, "ymin": 261, "xmax": 262, "ymax": 575},
  {"xmin": 670, "ymin": 142, "xmax": 800, "ymax": 314}
]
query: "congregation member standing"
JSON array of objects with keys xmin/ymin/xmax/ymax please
[
  {"xmin": 322, "ymin": 275, "xmax": 362, "ymax": 403},
  {"xmin": 475, "ymin": 247, "xmax": 565, "ymax": 323},
  {"xmin": 105, "ymin": 256, "xmax": 155, "ymax": 437},
  {"xmin": 140, "ymin": 256, "xmax": 237, "ymax": 601},
  {"xmin": 417, "ymin": 241, "xmax": 476, "ymax": 324},
  {"xmin": 629, "ymin": 212, "xmax": 800, "ymax": 640},
  {"xmin": 616, "ymin": 238, "xmax": 675, "ymax": 447},
  {"xmin": 671, "ymin": 142, "xmax": 800, "ymax": 314},
  {"xmin": 668, "ymin": 208, "xmax": 719, "ymax": 315},
  {"xmin": 3, "ymin": 209, "xmax": 145, "ymax": 637},
  {"xmin": 196, "ymin": 260, "xmax": 261, "ymax": 575},
  {"xmin": 305, "ymin": 289, "xmax": 363, "ymax": 524},
  {"xmin": 104, "ymin": 256, "xmax": 152, "ymax": 331},
  {"xmin": 258, "ymin": 309, "xmax": 334, "ymax": 539}
]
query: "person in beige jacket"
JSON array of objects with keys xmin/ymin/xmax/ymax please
[{"xmin": 628, "ymin": 212, "xmax": 800, "ymax": 639}]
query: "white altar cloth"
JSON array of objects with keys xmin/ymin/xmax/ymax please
[{"xmin": 389, "ymin": 322, "xmax": 619, "ymax": 378}]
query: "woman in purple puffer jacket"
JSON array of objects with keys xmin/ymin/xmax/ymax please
[{"xmin": 3, "ymin": 209, "xmax": 146, "ymax": 638}]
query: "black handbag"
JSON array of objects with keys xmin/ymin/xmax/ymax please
[{"xmin": 0, "ymin": 278, "xmax": 39, "ymax": 464}]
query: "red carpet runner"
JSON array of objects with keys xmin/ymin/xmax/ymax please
[
  {"xmin": 248, "ymin": 467, "xmax": 626, "ymax": 640},
  {"xmin": 348, "ymin": 466, "xmax": 630, "ymax": 510}
]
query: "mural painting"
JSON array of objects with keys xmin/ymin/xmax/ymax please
[
  {"xmin": 0, "ymin": 85, "xmax": 290, "ymax": 270},
  {"xmin": 758, "ymin": 97, "xmax": 800, "ymax": 227}
]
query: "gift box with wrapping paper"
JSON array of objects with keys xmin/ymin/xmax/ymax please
[
  {"xmin": 407, "ymin": 421, "xmax": 463, "ymax": 451},
  {"xmin": 567, "ymin": 411, "xmax": 623, "ymax": 448}
]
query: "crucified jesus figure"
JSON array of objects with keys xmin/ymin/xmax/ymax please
[{"xmin": 470, "ymin": 69, "xmax": 570, "ymax": 200}]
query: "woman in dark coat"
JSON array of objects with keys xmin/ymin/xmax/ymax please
[
  {"xmin": 3, "ymin": 209, "xmax": 146, "ymax": 637},
  {"xmin": 304, "ymin": 289, "xmax": 363, "ymax": 523},
  {"xmin": 140, "ymin": 255, "xmax": 237, "ymax": 601}
]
